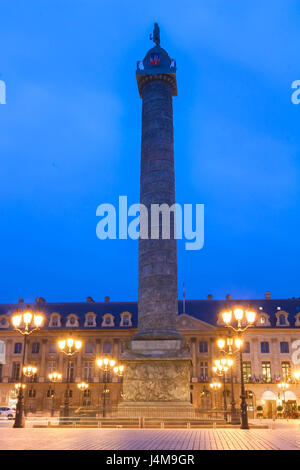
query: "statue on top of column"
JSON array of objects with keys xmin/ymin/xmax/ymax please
[{"xmin": 150, "ymin": 23, "xmax": 160, "ymax": 46}]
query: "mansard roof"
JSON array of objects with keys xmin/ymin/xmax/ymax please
[{"xmin": 0, "ymin": 298, "xmax": 300, "ymax": 330}]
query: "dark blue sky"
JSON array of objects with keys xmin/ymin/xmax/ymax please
[{"xmin": 0, "ymin": 0, "xmax": 299, "ymax": 303}]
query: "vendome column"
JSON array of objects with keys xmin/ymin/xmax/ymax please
[{"xmin": 121, "ymin": 24, "xmax": 192, "ymax": 416}]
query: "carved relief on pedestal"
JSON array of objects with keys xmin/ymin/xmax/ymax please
[{"xmin": 122, "ymin": 360, "xmax": 190, "ymax": 402}]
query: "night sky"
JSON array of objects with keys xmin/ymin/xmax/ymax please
[{"xmin": 0, "ymin": 0, "xmax": 299, "ymax": 303}]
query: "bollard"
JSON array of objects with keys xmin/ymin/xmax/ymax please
[
  {"xmin": 187, "ymin": 422, "xmax": 190, "ymax": 429},
  {"xmin": 160, "ymin": 422, "xmax": 164, "ymax": 429},
  {"xmin": 213, "ymin": 421, "xmax": 216, "ymax": 429},
  {"xmin": 139, "ymin": 417, "xmax": 145, "ymax": 429}
]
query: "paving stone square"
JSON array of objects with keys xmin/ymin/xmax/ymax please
[{"xmin": 1, "ymin": 421, "xmax": 300, "ymax": 450}]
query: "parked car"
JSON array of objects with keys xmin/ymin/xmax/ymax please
[{"xmin": 0, "ymin": 407, "xmax": 16, "ymax": 419}]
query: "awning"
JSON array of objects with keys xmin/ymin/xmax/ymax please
[
  {"xmin": 284, "ymin": 391, "xmax": 297, "ymax": 401},
  {"xmin": 261, "ymin": 390, "xmax": 276, "ymax": 401}
]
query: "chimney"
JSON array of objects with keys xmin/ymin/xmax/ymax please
[
  {"xmin": 265, "ymin": 291, "xmax": 271, "ymax": 300},
  {"xmin": 207, "ymin": 294, "xmax": 213, "ymax": 300},
  {"xmin": 86, "ymin": 296, "xmax": 95, "ymax": 303},
  {"xmin": 226, "ymin": 294, "xmax": 232, "ymax": 301},
  {"xmin": 105, "ymin": 296, "xmax": 110, "ymax": 303},
  {"xmin": 18, "ymin": 297, "xmax": 24, "ymax": 304}
]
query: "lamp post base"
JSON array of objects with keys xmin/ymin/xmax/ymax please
[
  {"xmin": 240, "ymin": 401, "xmax": 249, "ymax": 429},
  {"xmin": 13, "ymin": 397, "xmax": 25, "ymax": 428}
]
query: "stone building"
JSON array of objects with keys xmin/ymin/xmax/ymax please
[{"xmin": 1, "ymin": 293, "xmax": 300, "ymax": 419}]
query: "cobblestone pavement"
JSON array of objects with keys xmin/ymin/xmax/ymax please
[{"xmin": 1, "ymin": 425, "xmax": 300, "ymax": 450}]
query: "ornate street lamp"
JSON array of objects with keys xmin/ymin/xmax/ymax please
[
  {"xmin": 216, "ymin": 336, "xmax": 243, "ymax": 425},
  {"xmin": 213, "ymin": 358, "xmax": 233, "ymax": 421},
  {"xmin": 48, "ymin": 372, "xmax": 62, "ymax": 417},
  {"xmin": 96, "ymin": 358, "xmax": 124, "ymax": 417},
  {"xmin": 11, "ymin": 309, "xmax": 44, "ymax": 428},
  {"xmin": 15, "ymin": 383, "xmax": 26, "ymax": 391},
  {"xmin": 77, "ymin": 382, "xmax": 89, "ymax": 407},
  {"xmin": 23, "ymin": 366, "xmax": 37, "ymax": 378},
  {"xmin": 58, "ymin": 338, "xmax": 82, "ymax": 418},
  {"xmin": 293, "ymin": 371, "xmax": 300, "ymax": 383},
  {"xmin": 113, "ymin": 365, "xmax": 124, "ymax": 377},
  {"xmin": 221, "ymin": 306, "xmax": 256, "ymax": 429},
  {"xmin": 278, "ymin": 381, "xmax": 289, "ymax": 414},
  {"xmin": 210, "ymin": 380, "xmax": 222, "ymax": 411}
]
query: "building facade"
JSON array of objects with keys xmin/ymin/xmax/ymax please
[{"xmin": 1, "ymin": 293, "xmax": 300, "ymax": 418}]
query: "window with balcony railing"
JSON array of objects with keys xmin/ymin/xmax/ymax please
[
  {"xmin": 242, "ymin": 361, "xmax": 252, "ymax": 383},
  {"xmin": 262, "ymin": 361, "xmax": 271, "ymax": 383},
  {"xmin": 281, "ymin": 362, "xmax": 290, "ymax": 381}
]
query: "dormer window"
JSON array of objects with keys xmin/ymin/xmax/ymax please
[
  {"xmin": 49, "ymin": 314, "xmax": 61, "ymax": 328},
  {"xmin": 0, "ymin": 316, "xmax": 8, "ymax": 328},
  {"xmin": 101, "ymin": 314, "xmax": 115, "ymax": 327},
  {"xmin": 84, "ymin": 313, "xmax": 96, "ymax": 328},
  {"xmin": 276, "ymin": 311, "xmax": 289, "ymax": 327},
  {"xmin": 66, "ymin": 315, "xmax": 79, "ymax": 328},
  {"xmin": 279, "ymin": 314, "xmax": 286, "ymax": 326},
  {"xmin": 258, "ymin": 314, "xmax": 270, "ymax": 326},
  {"xmin": 120, "ymin": 312, "xmax": 132, "ymax": 327}
]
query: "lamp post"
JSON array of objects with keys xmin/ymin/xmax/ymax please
[
  {"xmin": 48, "ymin": 372, "xmax": 62, "ymax": 417},
  {"xmin": 58, "ymin": 338, "xmax": 82, "ymax": 418},
  {"xmin": 210, "ymin": 380, "xmax": 222, "ymax": 414},
  {"xmin": 96, "ymin": 358, "xmax": 124, "ymax": 417},
  {"xmin": 221, "ymin": 306, "xmax": 256, "ymax": 429},
  {"xmin": 11, "ymin": 309, "xmax": 44, "ymax": 428},
  {"xmin": 77, "ymin": 382, "xmax": 89, "ymax": 407},
  {"xmin": 278, "ymin": 381, "xmax": 289, "ymax": 415},
  {"xmin": 213, "ymin": 358, "xmax": 232, "ymax": 421},
  {"xmin": 217, "ymin": 336, "xmax": 243, "ymax": 425}
]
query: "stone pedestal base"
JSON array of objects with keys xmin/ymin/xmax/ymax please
[
  {"xmin": 120, "ymin": 338, "xmax": 192, "ymax": 417},
  {"xmin": 118, "ymin": 401, "xmax": 195, "ymax": 418}
]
